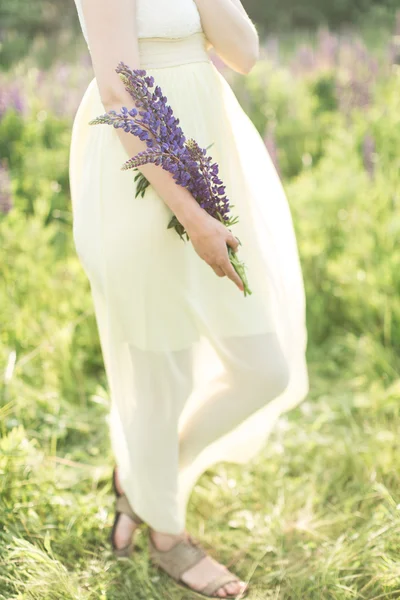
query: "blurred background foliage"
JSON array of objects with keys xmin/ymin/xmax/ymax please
[
  {"xmin": 1, "ymin": 0, "xmax": 400, "ymax": 67},
  {"xmin": 1, "ymin": 1, "xmax": 400, "ymax": 598},
  {"xmin": 0, "ymin": 1, "xmax": 80, "ymax": 69},
  {"xmin": 245, "ymin": 0, "xmax": 400, "ymax": 31}
]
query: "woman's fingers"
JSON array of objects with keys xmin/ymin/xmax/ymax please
[
  {"xmin": 212, "ymin": 260, "xmax": 243, "ymax": 292},
  {"xmin": 212, "ymin": 265, "xmax": 225, "ymax": 278},
  {"xmin": 219, "ymin": 257, "xmax": 244, "ymax": 291},
  {"xmin": 226, "ymin": 233, "xmax": 239, "ymax": 253}
]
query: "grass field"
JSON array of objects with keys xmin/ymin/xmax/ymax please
[
  {"xmin": 2, "ymin": 337, "xmax": 400, "ymax": 598},
  {"xmin": 1, "ymin": 20, "xmax": 400, "ymax": 600}
]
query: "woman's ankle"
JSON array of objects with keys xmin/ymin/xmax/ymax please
[{"xmin": 149, "ymin": 528, "xmax": 186, "ymax": 551}]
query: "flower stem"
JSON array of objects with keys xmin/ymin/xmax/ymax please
[{"xmin": 227, "ymin": 246, "xmax": 252, "ymax": 297}]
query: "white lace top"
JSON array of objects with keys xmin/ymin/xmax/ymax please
[{"xmin": 74, "ymin": 0, "xmax": 203, "ymax": 48}]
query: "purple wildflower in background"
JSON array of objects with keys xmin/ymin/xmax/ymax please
[
  {"xmin": 362, "ymin": 133, "xmax": 376, "ymax": 179},
  {"xmin": 317, "ymin": 28, "xmax": 339, "ymax": 70},
  {"xmin": 0, "ymin": 160, "xmax": 13, "ymax": 214},
  {"xmin": 336, "ymin": 37, "xmax": 379, "ymax": 117},
  {"xmin": 291, "ymin": 29, "xmax": 339, "ymax": 76},
  {"xmin": 0, "ymin": 83, "xmax": 25, "ymax": 121},
  {"xmin": 9, "ymin": 87, "xmax": 24, "ymax": 113},
  {"xmin": 287, "ymin": 29, "xmax": 387, "ymax": 120},
  {"xmin": 290, "ymin": 44, "xmax": 316, "ymax": 75},
  {"xmin": 31, "ymin": 64, "xmax": 91, "ymax": 118},
  {"xmin": 89, "ymin": 63, "xmax": 251, "ymax": 296}
]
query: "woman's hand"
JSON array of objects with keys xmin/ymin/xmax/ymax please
[{"xmin": 184, "ymin": 210, "xmax": 244, "ymax": 292}]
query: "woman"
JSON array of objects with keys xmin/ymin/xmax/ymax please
[{"xmin": 69, "ymin": 0, "xmax": 309, "ymax": 597}]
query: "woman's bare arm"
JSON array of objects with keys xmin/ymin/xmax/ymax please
[
  {"xmin": 81, "ymin": 0, "xmax": 206, "ymax": 228},
  {"xmin": 78, "ymin": 0, "xmax": 244, "ymax": 291},
  {"xmin": 195, "ymin": 0, "xmax": 259, "ymax": 74}
]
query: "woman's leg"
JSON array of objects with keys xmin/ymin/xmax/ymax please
[
  {"xmin": 178, "ymin": 331, "xmax": 290, "ymax": 470},
  {"xmin": 115, "ymin": 335, "xmax": 278, "ymax": 597},
  {"xmin": 114, "ymin": 342, "xmax": 194, "ymax": 534},
  {"xmin": 150, "ymin": 331, "xmax": 287, "ymax": 598}
]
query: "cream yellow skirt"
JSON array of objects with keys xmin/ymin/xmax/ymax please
[{"xmin": 69, "ymin": 32, "xmax": 309, "ymax": 533}]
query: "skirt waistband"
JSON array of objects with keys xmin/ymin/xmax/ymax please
[{"xmin": 138, "ymin": 32, "xmax": 211, "ymax": 69}]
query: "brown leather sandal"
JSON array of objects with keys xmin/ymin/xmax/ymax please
[
  {"xmin": 110, "ymin": 466, "xmax": 144, "ymax": 558},
  {"xmin": 148, "ymin": 531, "xmax": 249, "ymax": 598}
]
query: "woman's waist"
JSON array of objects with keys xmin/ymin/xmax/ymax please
[{"xmin": 137, "ymin": 32, "xmax": 211, "ymax": 69}]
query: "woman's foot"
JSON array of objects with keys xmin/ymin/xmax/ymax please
[
  {"xmin": 112, "ymin": 467, "xmax": 141, "ymax": 550},
  {"xmin": 149, "ymin": 529, "xmax": 247, "ymax": 598}
]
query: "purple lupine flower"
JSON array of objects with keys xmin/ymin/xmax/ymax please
[
  {"xmin": 89, "ymin": 63, "xmax": 251, "ymax": 295},
  {"xmin": 362, "ymin": 133, "xmax": 376, "ymax": 179},
  {"xmin": 0, "ymin": 83, "xmax": 25, "ymax": 121},
  {"xmin": 9, "ymin": 87, "xmax": 24, "ymax": 114},
  {"xmin": 25, "ymin": 62, "xmax": 93, "ymax": 118},
  {"xmin": 111, "ymin": 107, "xmax": 232, "ymax": 224},
  {"xmin": 290, "ymin": 31, "xmax": 338, "ymax": 78},
  {"xmin": 93, "ymin": 63, "xmax": 232, "ymax": 223},
  {"xmin": 335, "ymin": 37, "xmax": 379, "ymax": 117},
  {"xmin": 317, "ymin": 28, "xmax": 339, "ymax": 70},
  {"xmin": 287, "ymin": 30, "xmax": 383, "ymax": 117},
  {"xmin": 290, "ymin": 44, "xmax": 316, "ymax": 75},
  {"xmin": 0, "ymin": 160, "xmax": 13, "ymax": 214}
]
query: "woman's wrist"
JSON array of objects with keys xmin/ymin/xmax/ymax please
[{"xmin": 175, "ymin": 197, "xmax": 206, "ymax": 231}]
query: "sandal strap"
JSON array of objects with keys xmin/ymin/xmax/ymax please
[
  {"xmin": 113, "ymin": 541, "xmax": 134, "ymax": 558},
  {"xmin": 149, "ymin": 533, "xmax": 207, "ymax": 581},
  {"xmin": 116, "ymin": 494, "xmax": 144, "ymax": 525},
  {"xmin": 201, "ymin": 572, "xmax": 243, "ymax": 597}
]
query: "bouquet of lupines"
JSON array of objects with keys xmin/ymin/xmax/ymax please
[{"xmin": 89, "ymin": 62, "xmax": 251, "ymax": 296}]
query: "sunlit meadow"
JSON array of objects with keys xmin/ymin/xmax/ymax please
[{"xmin": 1, "ymin": 15, "xmax": 400, "ymax": 599}]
